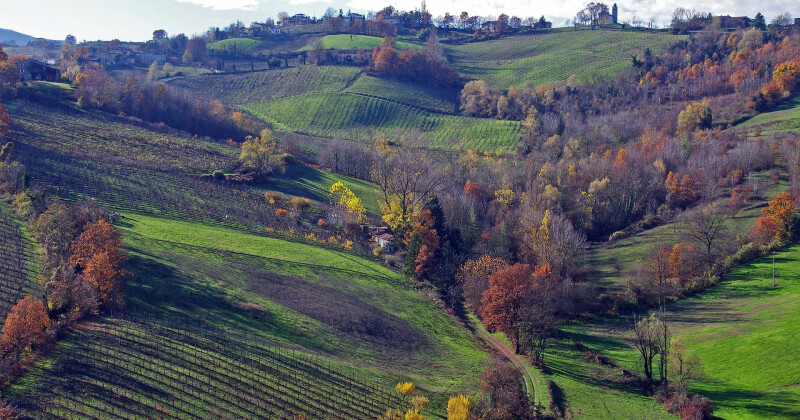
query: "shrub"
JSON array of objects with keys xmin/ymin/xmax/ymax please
[
  {"xmin": 277, "ymin": 153, "xmax": 295, "ymax": 165},
  {"xmin": 212, "ymin": 170, "xmax": 226, "ymax": 181},
  {"xmin": 289, "ymin": 197, "xmax": 312, "ymax": 208},
  {"xmin": 274, "ymin": 208, "xmax": 287, "ymax": 217},
  {"xmin": 373, "ymin": 246, "xmax": 386, "ymax": 257},
  {"xmin": 396, "ymin": 382, "xmax": 415, "ymax": 396},
  {"xmin": 264, "ymin": 192, "xmax": 281, "ymax": 204},
  {"xmin": 608, "ymin": 230, "xmax": 627, "ymax": 241}
]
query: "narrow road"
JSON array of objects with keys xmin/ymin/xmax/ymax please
[{"xmin": 473, "ymin": 322, "xmax": 539, "ymax": 405}]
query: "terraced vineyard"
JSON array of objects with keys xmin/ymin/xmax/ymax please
[
  {"xmin": 6, "ymin": 316, "xmax": 405, "ymax": 419},
  {"xmin": 344, "ymin": 75, "xmax": 458, "ymax": 113},
  {"xmin": 244, "ymin": 93, "xmax": 521, "ymax": 153},
  {"xmin": 0, "ymin": 203, "xmax": 39, "ymax": 328},
  {"xmin": 168, "ymin": 66, "xmax": 361, "ymax": 105},
  {"xmin": 445, "ymin": 30, "xmax": 684, "ymax": 89},
  {"xmin": 6, "ymin": 101, "xmax": 335, "ymax": 238},
  {"xmin": 297, "ymin": 34, "xmax": 423, "ymax": 52}
]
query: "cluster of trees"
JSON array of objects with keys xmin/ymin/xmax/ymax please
[
  {"xmin": 670, "ymin": 9, "xmax": 793, "ymax": 34},
  {"xmin": 750, "ymin": 192, "xmax": 799, "ymax": 244},
  {"xmin": 630, "ymin": 312, "xmax": 712, "ymax": 419},
  {"xmin": 1, "ymin": 146, "xmax": 126, "ymax": 384},
  {"xmin": 574, "ymin": 2, "xmax": 611, "ymax": 28},
  {"xmin": 71, "ymin": 67, "xmax": 257, "ymax": 140},
  {"xmin": 370, "ymin": 33, "xmax": 458, "ymax": 87},
  {"xmin": 434, "ymin": 12, "xmax": 548, "ymax": 33},
  {"xmin": 381, "ymin": 360, "xmax": 540, "ymax": 420}
]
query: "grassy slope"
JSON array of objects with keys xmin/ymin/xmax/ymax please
[
  {"xmin": 3, "ymin": 98, "xmax": 490, "ymax": 415},
  {"xmin": 678, "ymin": 245, "xmax": 800, "ymax": 419},
  {"xmin": 269, "ymin": 164, "xmax": 381, "ymax": 215},
  {"xmin": 118, "ymin": 213, "xmax": 488, "ymax": 411},
  {"xmin": 243, "ymin": 92, "xmax": 521, "ymax": 153},
  {"xmin": 572, "ymin": 244, "xmax": 800, "ymax": 419},
  {"xmin": 545, "ymin": 334, "xmax": 673, "ymax": 419},
  {"xmin": 298, "ymin": 34, "xmax": 424, "ymax": 51},
  {"xmin": 588, "ymin": 171, "xmax": 785, "ymax": 294},
  {"xmin": 207, "ymin": 38, "xmax": 261, "ymax": 51},
  {"xmin": 445, "ymin": 30, "xmax": 683, "ymax": 90},
  {"xmin": 736, "ymin": 95, "xmax": 800, "ymax": 135}
]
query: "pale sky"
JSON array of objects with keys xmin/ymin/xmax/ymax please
[{"xmin": 2, "ymin": 0, "xmax": 797, "ymax": 42}]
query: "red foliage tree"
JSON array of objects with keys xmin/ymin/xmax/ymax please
[
  {"xmin": 373, "ymin": 46, "xmax": 399, "ymax": 77},
  {"xmin": 1, "ymin": 296, "xmax": 50, "ymax": 358},
  {"xmin": 481, "ymin": 263, "xmax": 534, "ymax": 352},
  {"xmin": 69, "ymin": 219, "xmax": 127, "ymax": 309},
  {"xmin": 750, "ymin": 192, "xmax": 799, "ymax": 243}
]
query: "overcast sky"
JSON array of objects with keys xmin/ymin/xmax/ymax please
[{"xmin": 2, "ymin": 0, "xmax": 797, "ymax": 42}]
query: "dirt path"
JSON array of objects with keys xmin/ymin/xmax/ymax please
[{"xmin": 473, "ymin": 322, "xmax": 539, "ymax": 405}]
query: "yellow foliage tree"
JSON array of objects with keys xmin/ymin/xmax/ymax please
[
  {"xmin": 493, "ymin": 188, "xmax": 515, "ymax": 205},
  {"xmin": 447, "ymin": 395, "xmax": 473, "ymax": 420},
  {"xmin": 238, "ymin": 128, "xmax": 276, "ymax": 173},
  {"xmin": 676, "ymin": 101, "xmax": 712, "ymax": 134},
  {"xmin": 329, "ymin": 181, "xmax": 366, "ymax": 224},
  {"xmin": 396, "ymin": 382, "xmax": 415, "ymax": 396},
  {"xmin": 404, "ymin": 409, "xmax": 424, "ymax": 420},
  {"xmin": 380, "ymin": 194, "xmax": 419, "ymax": 231}
]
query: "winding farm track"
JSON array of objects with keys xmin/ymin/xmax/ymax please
[{"xmin": 473, "ymin": 321, "xmax": 539, "ymax": 405}]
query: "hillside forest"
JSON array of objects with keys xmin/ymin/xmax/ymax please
[{"xmin": 0, "ymin": 2, "xmax": 799, "ymax": 419}]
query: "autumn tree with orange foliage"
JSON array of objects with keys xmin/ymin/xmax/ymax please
[
  {"xmin": 482, "ymin": 263, "xmax": 534, "ymax": 353},
  {"xmin": 750, "ymin": 193, "xmax": 799, "ymax": 244},
  {"xmin": 455, "ymin": 255, "xmax": 509, "ymax": 316},
  {"xmin": 69, "ymin": 219, "xmax": 127, "ymax": 309},
  {"xmin": 1, "ymin": 296, "xmax": 50, "ymax": 360},
  {"xmin": 0, "ymin": 399, "xmax": 16, "ymax": 420}
]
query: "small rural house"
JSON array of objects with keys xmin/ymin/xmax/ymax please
[
  {"xmin": 375, "ymin": 233, "xmax": 394, "ymax": 251},
  {"xmin": 16, "ymin": 59, "xmax": 61, "ymax": 82}
]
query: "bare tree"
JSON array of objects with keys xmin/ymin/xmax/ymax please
[
  {"xmin": 630, "ymin": 313, "xmax": 662, "ymax": 381},
  {"xmin": 371, "ymin": 143, "xmax": 443, "ymax": 234},
  {"xmin": 668, "ymin": 334, "xmax": 703, "ymax": 392},
  {"xmin": 681, "ymin": 204, "xmax": 730, "ymax": 278}
]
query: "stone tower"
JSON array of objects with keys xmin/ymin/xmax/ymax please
[{"xmin": 612, "ymin": 3, "xmax": 618, "ymax": 24}]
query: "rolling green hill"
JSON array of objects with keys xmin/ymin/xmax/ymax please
[
  {"xmin": 5, "ymin": 100, "xmax": 381, "ymax": 234},
  {"xmin": 445, "ymin": 30, "xmax": 683, "ymax": 90},
  {"xmin": 567, "ymin": 243, "xmax": 800, "ymax": 419},
  {"xmin": 2, "ymin": 99, "xmax": 490, "ymax": 417},
  {"xmin": 207, "ymin": 38, "xmax": 261, "ymax": 52},
  {"xmin": 244, "ymin": 92, "xmax": 521, "ymax": 153},
  {"xmin": 4, "ymin": 212, "xmax": 489, "ymax": 417},
  {"xmin": 298, "ymin": 34, "xmax": 424, "ymax": 52}
]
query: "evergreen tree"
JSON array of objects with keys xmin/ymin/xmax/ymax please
[
  {"xmin": 753, "ymin": 13, "xmax": 766, "ymax": 30},
  {"xmin": 404, "ymin": 231, "xmax": 422, "ymax": 277}
]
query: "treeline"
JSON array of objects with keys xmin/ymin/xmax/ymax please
[
  {"xmin": 72, "ymin": 66, "xmax": 258, "ymax": 141},
  {"xmin": 0, "ymin": 142, "xmax": 126, "ymax": 387}
]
